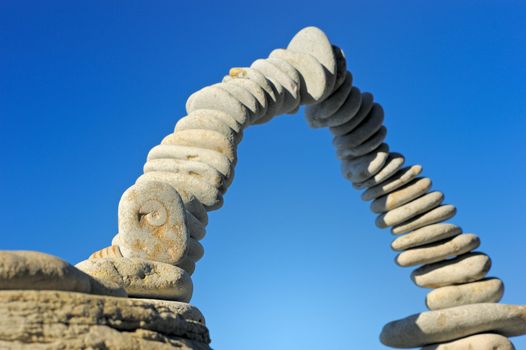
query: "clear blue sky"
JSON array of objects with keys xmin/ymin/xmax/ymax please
[{"xmin": 1, "ymin": 1, "xmax": 525, "ymax": 349}]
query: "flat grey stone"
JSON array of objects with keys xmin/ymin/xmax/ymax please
[
  {"xmin": 426, "ymin": 278, "xmax": 504, "ymax": 311},
  {"xmin": 332, "ymin": 45, "xmax": 347, "ymax": 90},
  {"xmin": 187, "ymin": 238, "xmax": 204, "ymax": 262},
  {"xmin": 421, "ymin": 333, "xmax": 515, "ymax": 350},
  {"xmin": 305, "ymin": 71, "xmax": 353, "ymax": 128},
  {"xmin": 0, "ymin": 251, "xmax": 125, "ymax": 297},
  {"xmin": 286, "ymin": 26, "xmax": 337, "ymax": 98},
  {"xmin": 144, "ymin": 158, "xmax": 225, "ymax": 193},
  {"xmin": 362, "ymin": 165, "xmax": 423, "ymax": 201},
  {"xmin": 137, "ymin": 171, "xmax": 223, "ymax": 211},
  {"xmin": 329, "ymin": 91, "xmax": 374, "ymax": 136},
  {"xmin": 270, "ymin": 49, "xmax": 330, "ymax": 105},
  {"xmin": 162, "ymin": 129, "xmax": 237, "ymax": 163},
  {"xmin": 177, "ymin": 258, "xmax": 196, "ymax": 276},
  {"xmin": 324, "ymin": 86, "xmax": 362, "ymax": 128},
  {"xmin": 411, "ymin": 252, "xmax": 491, "ymax": 288},
  {"xmin": 372, "ymin": 177, "xmax": 432, "ymax": 213},
  {"xmin": 186, "ymin": 210, "xmax": 206, "ymax": 241},
  {"xmin": 392, "ymin": 204, "xmax": 457, "ymax": 234},
  {"xmin": 76, "ymin": 257, "xmax": 193, "ymax": 302},
  {"xmin": 339, "ymin": 125, "xmax": 387, "ymax": 158},
  {"xmin": 147, "ymin": 144, "xmax": 233, "ymax": 186},
  {"xmin": 354, "ymin": 152, "xmax": 405, "ymax": 190},
  {"xmin": 376, "ymin": 191, "xmax": 444, "ymax": 228},
  {"xmin": 186, "ymin": 85, "xmax": 250, "ymax": 126},
  {"xmin": 113, "ymin": 181, "xmax": 190, "ymax": 265},
  {"xmin": 341, "ymin": 143, "xmax": 389, "ymax": 183},
  {"xmin": 333, "ymin": 103, "xmax": 384, "ymax": 149},
  {"xmin": 396, "ymin": 233, "xmax": 480, "ymax": 267},
  {"xmin": 381, "ymin": 303, "xmax": 526, "ymax": 348},
  {"xmin": 391, "ymin": 223, "xmax": 462, "ymax": 251}
]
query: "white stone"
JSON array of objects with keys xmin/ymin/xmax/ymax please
[
  {"xmin": 269, "ymin": 48, "xmax": 330, "ymax": 104},
  {"xmin": 421, "ymin": 333, "xmax": 515, "ymax": 350},
  {"xmin": 391, "ymin": 223, "xmax": 462, "ymax": 251},
  {"xmin": 222, "ymin": 77, "xmax": 268, "ymax": 119},
  {"xmin": 162, "ymin": 129, "xmax": 237, "ymax": 163},
  {"xmin": 372, "ymin": 177, "xmax": 432, "ymax": 213},
  {"xmin": 286, "ymin": 26, "xmax": 336, "ymax": 99},
  {"xmin": 354, "ymin": 152, "xmax": 405, "ymax": 190},
  {"xmin": 137, "ymin": 171, "xmax": 223, "ymax": 211},
  {"xmin": 175, "ymin": 113, "xmax": 240, "ymax": 145},
  {"xmin": 250, "ymin": 58, "xmax": 286, "ymax": 120},
  {"xmin": 76, "ymin": 257, "xmax": 193, "ymax": 302},
  {"xmin": 392, "ymin": 204, "xmax": 457, "ymax": 234},
  {"xmin": 361, "ymin": 165, "xmax": 423, "ymax": 201},
  {"xmin": 426, "ymin": 278, "xmax": 504, "ymax": 310},
  {"xmin": 214, "ymin": 81, "xmax": 263, "ymax": 121},
  {"xmin": 376, "ymin": 191, "xmax": 444, "ymax": 228},
  {"xmin": 381, "ymin": 303, "xmax": 526, "ymax": 348},
  {"xmin": 186, "ymin": 85, "xmax": 250, "ymax": 126},
  {"xmin": 396, "ymin": 233, "xmax": 480, "ymax": 267},
  {"xmin": 329, "ymin": 92, "xmax": 374, "ymax": 136},
  {"xmin": 144, "ymin": 158, "xmax": 225, "ymax": 193},
  {"xmin": 267, "ymin": 57, "xmax": 301, "ymax": 113},
  {"xmin": 147, "ymin": 144, "xmax": 233, "ymax": 185},
  {"xmin": 411, "ymin": 252, "xmax": 491, "ymax": 288},
  {"xmin": 341, "ymin": 143, "xmax": 389, "ymax": 183},
  {"xmin": 189, "ymin": 108, "xmax": 242, "ymax": 133},
  {"xmin": 115, "ymin": 181, "xmax": 189, "ymax": 265}
]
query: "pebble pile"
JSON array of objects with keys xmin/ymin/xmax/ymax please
[{"xmin": 75, "ymin": 26, "xmax": 526, "ymax": 348}]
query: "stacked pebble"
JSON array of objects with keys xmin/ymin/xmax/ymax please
[
  {"xmin": 305, "ymin": 41, "xmax": 519, "ymax": 348},
  {"xmin": 79, "ymin": 26, "xmax": 525, "ymax": 348}
]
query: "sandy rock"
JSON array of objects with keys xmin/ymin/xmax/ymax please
[
  {"xmin": 189, "ymin": 108, "xmax": 242, "ymax": 133},
  {"xmin": 376, "ymin": 191, "xmax": 444, "ymax": 228},
  {"xmin": 147, "ymin": 144, "xmax": 233, "ymax": 185},
  {"xmin": 76, "ymin": 258, "xmax": 193, "ymax": 302},
  {"xmin": 341, "ymin": 143, "xmax": 389, "ymax": 183},
  {"xmin": 372, "ymin": 178, "xmax": 432, "ymax": 213},
  {"xmin": 186, "ymin": 85, "xmax": 250, "ymax": 126},
  {"xmin": 421, "ymin": 333, "xmax": 515, "ymax": 350},
  {"xmin": 305, "ymin": 71, "xmax": 353, "ymax": 128},
  {"xmin": 362, "ymin": 165, "xmax": 423, "ymax": 201},
  {"xmin": 411, "ymin": 252, "xmax": 491, "ymax": 288},
  {"xmin": 0, "ymin": 251, "xmax": 125, "ymax": 297},
  {"xmin": 329, "ymin": 91, "xmax": 373, "ymax": 136},
  {"xmin": 266, "ymin": 57, "xmax": 301, "ymax": 113},
  {"xmin": 175, "ymin": 113, "xmax": 240, "ymax": 145},
  {"xmin": 392, "ymin": 204, "xmax": 457, "ymax": 234},
  {"xmin": 354, "ymin": 152, "xmax": 405, "ymax": 190},
  {"xmin": 426, "ymin": 278, "xmax": 504, "ymax": 310},
  {"xmin": 381, "ymin": 303, "xmax": 526, "ymax": 348},
  {"xmin": 334, "ymin": 103, "xmax": 384, "ymax": 149},
  {"xmin": 396, "ymin": 233, "xmax": 480, "ymax": 267},
  {"xmin": 114, "ymin": 181, "xmax": 189, "ymax": 265},
  {"xmin": 144, "ymin": 158, "xmax": 225, "ymax": 193},
  {"xmin": 221, "ymin": 79, "xmax": 268, "ymax": 122},
  {"xmin": 341, "ymin": 126, "xmax": 387, "ymax": 158},
  {"xmin": 391, "ymin": 223, "xmax": 462, "ymax": 251},
  {"xmin": 214, "ymin": 82, "xmax": 263, "ymax": 120},
  {"xmin": 0, "ymin": 290, "xmax": 210, "ymax": 349},
  {"xmin": 162, "ymin": 129, "xmax": 237, "ymax": 163},
  {"xmin": 269, "ymin": 49, "xmax": 330, "ymax": 104}
]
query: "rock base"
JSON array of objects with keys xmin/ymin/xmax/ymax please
[{"xmin": 0, "ymin": 290, "xmax": 212, "ymax": 350}]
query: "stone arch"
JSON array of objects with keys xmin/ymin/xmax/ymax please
[{"xmin": 77, "ymin": 27, "xmax": 524, "ymax": 349}]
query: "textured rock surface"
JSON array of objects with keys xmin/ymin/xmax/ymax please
[
  {"xmin": 0, "ymin": 251, "xmax": 125, "ymax": 297},
  {"xmin": 0, "ymin": 290, "xmax": 211, "ymax": 350},
  {"xmin": 76, "ymin": 257, "xmax": 193, "ymax": 302},
  {"xmin": 380, "ymin": 303, "xmax": 526, "ymax": 348},
  {"xmin": 426, "ymin": 278, "xmax": 504, "ymax": 310}
]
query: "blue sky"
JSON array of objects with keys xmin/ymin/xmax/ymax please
[{"xmin": 1, "ymin": 1, "xmax": 525, "ymax": 349}]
